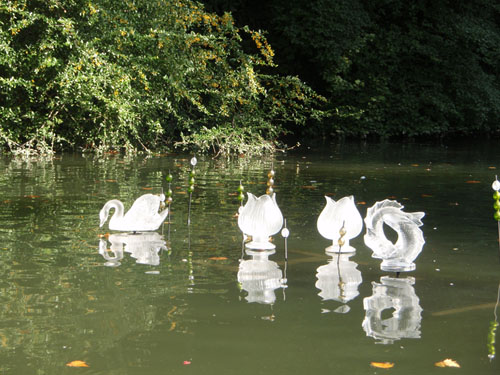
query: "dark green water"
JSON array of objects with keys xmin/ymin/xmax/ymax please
[{"xmin": 0, "ymin": 140, "xmax": 499, "ymax": 374}]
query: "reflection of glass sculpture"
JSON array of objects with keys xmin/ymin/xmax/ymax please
[
  {"xmin": 315, "ymin": 253, "xmax": 362, "ymax": 313},
  {"xmin": 237, "ymin": 249, "xmax": 286, "ymax": 304},
  {"xmin": 364, "ymin": 200, "xmax": 425, "ymax": 272},
  {"xmin": 238, "ymin": 193, "xmax": 284, "ymax": 249},
  {"xmin": 99, "ymin": 193, "xmax": 169, "ymax": 232},
  {"xmin": 362, "ymin": 276, "xmax": 423, "ymax": 344},
  {"xmin": 99, "ymin": 232, "xmax": 167, "ymax": 266},
  {"xmin": 317, "ymin": 196, "xmax": 363, "ymax": 253}
]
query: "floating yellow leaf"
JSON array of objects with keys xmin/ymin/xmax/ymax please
[
  {"xmin": 435, "ymin": 358, "xmax": 460, "ymax": 368},
  {"xmin": 209, "ymin": 256, "xmax": 228, "ymax": 260},
  {"xmin": 370, "ymin": 362, "xmax": 394, "ymax": 369},
  {"xmin": 66, "ymin": 360, "xmax": 89, "ymax": 367}
]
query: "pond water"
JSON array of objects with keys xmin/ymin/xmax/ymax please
[{"xmin": 0, "ymin": 140, "xmax": 499, "ymax": 374}]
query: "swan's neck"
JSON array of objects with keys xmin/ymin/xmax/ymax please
[{"xmin": 104, "ymin": 200, "xmax": 125, "ymax": 226}]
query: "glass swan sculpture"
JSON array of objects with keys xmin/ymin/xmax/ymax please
[
  {"xmin": 364, "ymin": 199, "xmax": 425, "ymax": 272},
  {"xmin": 99, "ymin": 193, "xmax": 169, "ymax": 232}
]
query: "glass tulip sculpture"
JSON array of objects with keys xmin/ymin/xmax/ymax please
[
  {"xmin": 364, "ymin": 199, "xmax": 425, "ymax": 272},
  {"xmin": 238, "ymin": 192, "xmax": 284, "ymax": 250},
  {"xmin": 317, "ymin": 195, "xmax": 363, "ymax": 253}
]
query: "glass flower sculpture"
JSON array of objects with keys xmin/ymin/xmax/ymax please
[
  {"xmin": 238, "ymin": 192, "xmax": 284, "ymax": 250},
  {"xmin": 317, "ymin": 195, "xmax": 363, "ymax": 253},
  {"xmin": 99, "ymin": 193, "xmax": 169, "ymax": 232},
  {"xmin": 364, "ymin": 199, "xmax": 425, "ymax": 272},
  {"xmin": 315, "ymin": 253, "xmax": 362, "ymax": 313},
  {"xmin": 362, "ymin": 276, "xmax": 423, "ymax": 344},
  {"xmin": 237, "ymin": 249, "xmax": 285, "ymax": 304}
]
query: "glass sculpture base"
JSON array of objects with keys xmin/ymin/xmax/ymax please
[
  {"xmin": 325, "ymin": 244, "xmax": 356, "ymax": 254},
  {"xmin": 380, "ymin": 260, "xmax": 416, "ymax": 272},
  {"xmin": 245, "ymin": 240, "xmax": 276, "ymax": 250}
]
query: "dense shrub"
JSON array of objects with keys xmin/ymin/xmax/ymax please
[{"xmin": 0, "ymin": 0, "xmax": 324, "ymax": 155}]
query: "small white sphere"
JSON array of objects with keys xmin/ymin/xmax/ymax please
[
  {"xmin": 281, "ymin": 227, "xmax": 290, "ymax": 238},
  {"xmin": 492, "ymin": 179, "xmax": 500, "ymax": 191},
  {"xmin": 190, "ymin": 156, "xmax": 197, "ymax": 167}
]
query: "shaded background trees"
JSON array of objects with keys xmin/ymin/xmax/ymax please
[{"xmin": 204, "ymin": 0, "xmax": 500, "ymax": 139}]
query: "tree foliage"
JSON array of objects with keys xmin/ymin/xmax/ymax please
[
  {"xmin": 204, "ymin": 0, "xmax": 500, "ymax": 139},
  {"xmin": 0, "ymin": 0, "xmax": 324, "ymax": 155}
]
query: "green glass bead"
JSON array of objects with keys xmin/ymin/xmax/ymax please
[
  {"xmin": 165, "ymin": 173, "xmax": 173, "ymax": 182},
  {"xmin": 494, "ymin": 201, "xmax": 500, "ymax": 211},
  {"xmin": 189, "ymin": 170, "xmax": 196, "ymax": 178},
  {"xmin": 166, "ymin": 188, "xmax": 173, "ymax": 197},
  {"xmin": 494, "ymin": 191, "xmax": 500, "ymax": 200},
  {"xmin": 495, "ymin": 211, "xmax": 500, "ymax": 221},
  {"xmin": 238, "ymin": 192, "xmax": 245, "ymax": 201},
  {"xmin": 188, "ymin": 185, "xmax": 194, "ymax": 193},
  {"xmin": 189, "ymin": 177, "xmax": 195, "ymax": 185},
  {"xmin": 237, "ymin": 184, "xmax": 244, "ymax": 193}
]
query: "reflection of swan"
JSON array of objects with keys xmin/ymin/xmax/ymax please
[
  {"xmin": 237, "ymin": 250, "xmax": 285, "ymax": 304},
  {"xmin": 317, "ymin": 196, "xmax": 363, "ymax": 253},
  {"xmin": 99, "ymin": 232, "xmax": 167, "ymax": 266},
  {"xmin": 362, "ymin": 276, "xmax": 422, "ymax": 344},
  {"xmin": 364, "ymin": 200, "xmax": 425, "ymax": 272},
  {"xmin": 238, "ymin": 193, "xmax": 283, "ymax": 249},
  {"xmin": 99, "ymin": 194, "xmax": 168, "ymax": 232},
  {"xmin": 315, "ymin": 253, "xmax": 362, "ymax": 312}
]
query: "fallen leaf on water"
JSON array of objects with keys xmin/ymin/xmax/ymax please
[
  {"xmin": 24, "ymin": 195, "xmax": 40, "ymax": 199},
  {"xmin": 105, "ymin": 179, "xmax": 117, "ymax": 183},
  {"xmin": 411, "ymin": 164, "xmax": 419, "ymax": 167},
  {"xmin": 357, "ymin": 201, "xmax": 366, "ymax": 205},
  {"xmin": 435, "ymin": 358, "xmax": 460, "ymax": 368},
  {"xmin": 489, "ymin": 166, "xmax": 496, "ymax": 170},
  {"xmin": 370, "ymin": 362, "xmax": 394, "ymax": 369},
  {"xmin": 465, "ymin": 180, "xmax": 481, "ymax": 184},
  {"xmin": 141, "ymin": 187, "xmax": 153, "ymax": 190},
  {"xmin": 209, "ymin": 256, "xmax": 228, "ymax": 260},
  {"xmin": 421, "ymin": 194, "xmax": 433, "ymax": 198},
  {"xmin": 176, "ymin": 191, "xmax": 187, "ymax": 195},
  {"xmin": 66, "ymin": 360, "xmax": 89, "ymax": 367},
  {"xmin": 183, "ymin": 360, "xmax": 191, "ymax": 365},
  {"xmin": 228, "ymin": 192, "xmax": 238, "ymax": 196}
]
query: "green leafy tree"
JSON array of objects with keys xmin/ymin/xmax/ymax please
[{"xmin": 0, "ymin": 0, "xmax": 324, "ymax": 155}]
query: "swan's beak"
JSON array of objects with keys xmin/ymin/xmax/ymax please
[{"xmin": 99, "ymin": 208, "xmax": 107, "ymax": 227}]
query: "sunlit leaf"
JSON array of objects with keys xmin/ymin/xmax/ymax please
[
  {"xmin": 141, "ymin": 187, "xmax": 153, "ymax": 190},
  {"xmin": 411, "ymin": 164, "xmax": 419, "ymax": 167},
  {"xmin": 435, "ymin": 358, "xmax": 460, "ymax": 368},
  {"xmin": 370, "ymin": 361, "xmax": 394, "ymax": 369},
  {"xmin": 357, "ymin": 201, "xmax": 366, "ymax": 205},
  {"xmin": 209, "ymin": 256, "xmax": 228, "ymax": 260},
  {"xmin": 66, "ymin": 360, "xmax": 89, "ymax": 367}
]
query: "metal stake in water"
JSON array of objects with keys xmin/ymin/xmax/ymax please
[
  {"xmin": 492, "ymin": 176, "xmax": 500, "ymax": 260},
  {"xmin": 187, "ymin": 156, "xmax": 197, "ymax": 226},
  {"xmin": 281, "ymin": 219, "xmax": 289, "ymax": 300}
]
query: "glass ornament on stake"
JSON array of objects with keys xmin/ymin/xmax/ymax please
[{"xmin": 317, "ymin": 195, "xmax": 363, "ymax": 253}]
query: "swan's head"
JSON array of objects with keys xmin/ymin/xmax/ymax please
[{"xmin": 99, "ymin": 206, "xmax": 110, "ymax": 227}]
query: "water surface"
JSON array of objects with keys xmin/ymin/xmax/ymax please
[{"xmin": 0, "ymin": 140, "xmax": 499, "ymax": 374}]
